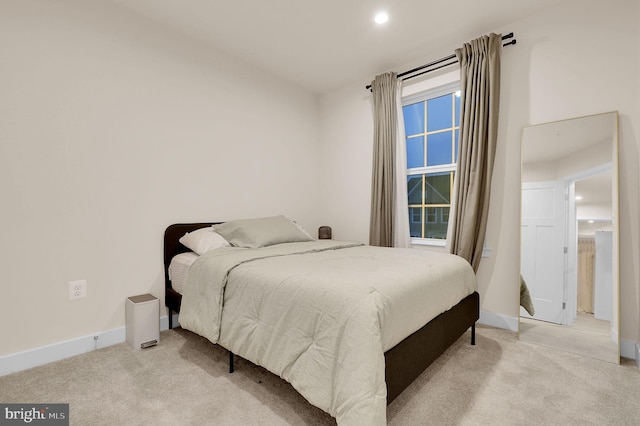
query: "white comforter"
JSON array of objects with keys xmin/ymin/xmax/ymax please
[{"xmin": 179, "ymin": 240, "xmax": 476, "ymax": 425}]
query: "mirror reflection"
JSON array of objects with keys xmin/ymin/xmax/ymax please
[{"xmin": 519, "ymin": 111, "xmax": 619, "ymax": 364}]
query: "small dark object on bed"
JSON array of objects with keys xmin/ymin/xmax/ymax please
[{"xmin": 318, "ymin": 226, "xmax": 332, "ymax": 239}]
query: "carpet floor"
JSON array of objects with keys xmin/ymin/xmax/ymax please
[{"xmin": 1, "ymin": 325, "xmax": 638, "ymax": 425}]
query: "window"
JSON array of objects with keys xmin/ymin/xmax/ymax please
[{"xmin": 403, "ymin": 83, "xmax": 460, "ymax": 243}]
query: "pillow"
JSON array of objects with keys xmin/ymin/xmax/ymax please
[
  {"xmin": 292, "ymin": 220, "xmax": 314, "ymax": 240},
  {"xmin": 178, "ymin": 227, "xmax": 230, "ymax": 255},
  {"xmin": 212, "ymin": 215, "xmax": 314, "ymax": 248}
]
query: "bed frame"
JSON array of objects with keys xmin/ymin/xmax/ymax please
[{"xmin": 163, "ymin": 223, "xmax": 479, "ymax": 405}]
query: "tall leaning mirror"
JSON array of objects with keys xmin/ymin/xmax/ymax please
[{"xmin": 519, "ymin": 111, "xmax": 619, "ymax": 364}]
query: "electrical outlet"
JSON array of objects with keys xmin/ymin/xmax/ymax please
[{"xmin": 69, "ymin": 280, "xmax": 87, "ymax": 300}]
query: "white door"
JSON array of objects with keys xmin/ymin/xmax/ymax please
[
  {"xmin": 564, "ymin": 181, "xmax": 577, "ymax": 326},
  {"xmin": 521, "ymin": 180, "xmax": 565, "ymax": 324}
]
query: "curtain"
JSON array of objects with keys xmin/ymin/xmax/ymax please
[
  {"xmin": 578, "ymin": 238, "xmax": 595, "ymax": 313},
  {"xmin": 393, "ymin": 79, "xmax": 410, "ymax": 248},
  {"xmin": 446, "ymin": 33, "xmax": 502, "ymax": 271},
  {"xmin": 369, "ymin": 72, "xmax": 400, "ymax": 247}
]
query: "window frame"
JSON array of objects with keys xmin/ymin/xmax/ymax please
[{"xmin": 402, "ymin": 81, "xmax": 460, "ymax": 247}]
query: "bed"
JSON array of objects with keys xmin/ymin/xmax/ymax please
[{"xmin": 163, "ymin": 218, "xmax": 479, "ymax": 425}]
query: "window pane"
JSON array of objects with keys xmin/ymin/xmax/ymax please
[
  {"xmin": 407, "ymin": 175, "xmax": 423, "ymax": 205},
  {"xmin": 455, "ymin": 93, "xmax": 461, "ymax": 126},
  {"xmin": 427, "ymin": 131, "xmax": 452, "ymax": 166},
  {"xmin": 403, "ymin": 102, "xmax": 424, "ymax": 136},
  {"xmin": 455, "ymin": 129, "xmax": 459, "ymax": 162},
  {"xmin": 427, "ymin": 95, "xmax": 452, "ymax": 131},
  {"xmin": 425, "ymin": 172, "xmax": 451, "ymax": 204},
  {"xmin": 406, "ymin": 136, "xmax": 424, "ymax": 169},
  {"xmin": 424, "ymin": 207, "xmax": 450, "ymax": 239},
  {"xmin": 425, "ymin": 207, "xmax": 437, "ymax": 223},
  {"xmin": 409, "ymin": 207, "xmax": 422, "ymax": 238}
]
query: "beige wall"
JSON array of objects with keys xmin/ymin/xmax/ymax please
[
  {"xmin": 637, "ymin": 0, "xmax": 640, "ymax": 347},
  {"xmin": 0, "ymin": 0, "xmax": 322, "ymax": 356},
  {"xmin": 319, "ymin": 0, "xmax": 640, "ymax": 344}
]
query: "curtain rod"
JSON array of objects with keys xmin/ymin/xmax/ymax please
[{"xmin": 365, "ymin": 32, "xmax": 515, "ymax": 90}]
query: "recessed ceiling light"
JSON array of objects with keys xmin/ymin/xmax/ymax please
[
  {"xmin": 374, "ymin": 12, "xmax": 389, "ymax": 24},
  {"xmin": 575, "ymin": 195, "xmax": 583, "ymax": 200}
]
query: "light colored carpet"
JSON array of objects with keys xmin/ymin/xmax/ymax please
[
  {"xmin": 519, "ymin": 314, "xmax": 618, "ymax": 364},
  {"xmin": 1, "ymin": 325, "xmax": 638, "ymax": 425}
]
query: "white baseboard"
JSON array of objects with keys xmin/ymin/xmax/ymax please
[
  {"xmin": 620, "ymin": 339, "xmax": 639, "ymax": 362},
  {"xmin": 1, "ymin": 313, "xmax": 634, "ymax": 377},
  {"xmin": 162, "ymin": 313, "xmax": 180, "ymax": 330},
  {"xmin": 478, "ymin": 310, "xmax": 519, "ymax": 332},
  {"xmin": 0, "ymin": 316, "xmax": 173, "ymax": 377},
  {"xmin": 0, "ymin": 327, "xmax": 124, "ymax": 377}
]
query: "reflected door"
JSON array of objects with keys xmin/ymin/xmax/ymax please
[{"xmin": 521, "ymin": 180, "xmax": 565, "ymax": 324}]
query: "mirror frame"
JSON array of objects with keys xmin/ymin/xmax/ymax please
[{"xmin": 518, "ymin": 111, "xmax": 619, "ymax": 364}]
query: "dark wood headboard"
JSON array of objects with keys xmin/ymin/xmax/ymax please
[{"xmin": 163, "ymin": 223, "xmax": 220, "ymax": 319}]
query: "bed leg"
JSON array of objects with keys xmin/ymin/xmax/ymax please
[
  {"xmin": 471, "ymin": 323, "xmax": 476, "ymax": 346},
  {"xmin": 168, "ymin": 309, "xmax": 173, "ymax": 329},
  {"xmin": 229, "ymin": 351, "xmax": 235, "ymax": 373}
]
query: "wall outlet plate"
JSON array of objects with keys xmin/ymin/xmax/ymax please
[{"xmin": 69, "ymin": 280, "xmax": 87, "ymax": 300}]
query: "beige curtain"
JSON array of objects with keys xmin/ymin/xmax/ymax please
[
  {"xmin": 578, "ymin": 238, "xmax": 595, "ymax": 313},
  {"xmin": 447, "ymin": 33, "xmax": 502, "ymax": 271},
  {"xmin": 369, "ymin": 72, "xmax": 398, "ymax": 247},
  {"xmin": 393, "ymin": 78, "xmax": 411, "ymax": 248}
]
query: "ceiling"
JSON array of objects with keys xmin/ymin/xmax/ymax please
[
  {"xmin": 575, "ymin": 172, "xmax": 613, "ymax": 209},
  {"xmin": 112, "ymin": 0, "xmax": 558, "ymax": 94}
]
